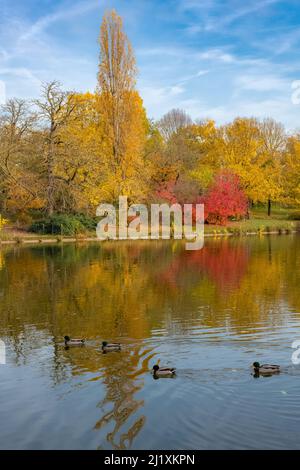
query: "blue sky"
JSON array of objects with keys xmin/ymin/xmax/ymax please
[{"xmin": 1, "ymin": 0, "xmax": 300, "ymax": 128}]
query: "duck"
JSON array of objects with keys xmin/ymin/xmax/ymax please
[
  {"xmin": 64, "ymin": 335, "xmax": 85, "ymax": 346},
  {"xmin": 152, "ymin": 365, "xmax": 176, "ymax": 378},
  {"xmin": 252, "ymin": 362, "xmax": 280, "ymax": 375},
  {"xmin": 102, "ymin": 341, "xmax": 121, "ymax": 352}
]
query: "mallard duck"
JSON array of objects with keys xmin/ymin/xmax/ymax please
[
  {"xmin": 64, "ymin": 335, "xmax": 85, "ymax": 346},
  {"xmin": 152, "ymin": 365, "xmax": 176, "ymax": 378},
  {"xmin": 253, "ymin": 362, "xmax": 280, "ymax": 375},
  {"xmin": 102, "ymin": 341, "xmax": 121, "ymax": 352}
]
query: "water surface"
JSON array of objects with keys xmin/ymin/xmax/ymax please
[{"xmin": 0, "ymin": 236, "xmax": 300, "ymax": 449}]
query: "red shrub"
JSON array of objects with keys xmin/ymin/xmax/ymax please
[{"xmin": 201, "ymin": 171, "xmax": 248, "ymax": 225}]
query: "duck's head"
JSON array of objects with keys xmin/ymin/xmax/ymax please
[
  {"xmin": 253, "ymin": 362, "xmax": 260, "ymax": 369},
  {"xmin": 102, "ymin": 341, "xmax": 108, "ymax": 347},
  {"xmin": 64, "ymin": 336, "xmax": 70, "ymax": 342},
  {"xmin": 153, "ymin": 365, "xmax": 159, "ymax": 372}
]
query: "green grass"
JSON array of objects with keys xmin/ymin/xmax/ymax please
[
  {"xmin": 204, "ymin": 205, "xmax": 299, "ymax": 235},
  {"xmin": 250, "ymin": 204, "xmax": 297, "ymax": 220}
]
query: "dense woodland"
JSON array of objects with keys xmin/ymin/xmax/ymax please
[{"xmin": 1, "ymin": 10, "xmax": 300, "ymax": 229}]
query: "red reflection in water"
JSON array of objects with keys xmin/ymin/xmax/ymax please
[{"xmin": 159, "ymin": 242, "xmax": 250, "ymax": 292}]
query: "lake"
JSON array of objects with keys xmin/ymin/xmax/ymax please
[{"xmin": 0, "ymin": 235, "xmax": 300, "ymax": 449}]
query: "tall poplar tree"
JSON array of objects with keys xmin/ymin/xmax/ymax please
[{"xmin": 97, "ymin": 10, "xmax": 147, "ymax": 202}]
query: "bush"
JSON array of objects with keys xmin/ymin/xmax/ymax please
[
  {"xmin": 74, "ymin": 213, "xmax": 98, "ymax": 231},
  {"xmin": 288, "ymin": 211, "xmax": 300, "ymax": 220},
  {"xmin": 200, "ymin": 171, "xmax": 248, "ymax": 225},
  {"xmin": 30, "ymin": 214, "xmax": 95, "ymax": 236}
]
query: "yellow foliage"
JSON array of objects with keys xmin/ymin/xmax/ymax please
[
  {"xmin": 0, "ymin": 214, "xmax": 8, "ymax": 231},
  {"xmin": 283, "ymin": 136, "xmax": 300, "ymax": 204},
  {"xmin": 216, "ymin": 118, "xmax": 283, "ymax": 203}
]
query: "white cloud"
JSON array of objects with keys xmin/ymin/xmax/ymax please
[
  {"xmin": 137, "ymin": 47, "xmax": 185, "ymax": 58},
  {"xmin": 197, "ymin": 70, "xmax": 210, "ymax": 77},
  {"xmin": 169, "ymin": 85, "xmax": 185, "ymax": 95},
  {"xmin": 235, "ymin": 74, "xmax": 288, "ymax": 92},
  {"xmin": 196, "ymin": 48, "xmax": 268, "ymax": 68},
  {"xmin": 197, "ymin": 49, "xmax": 236, "ymax": 63}
]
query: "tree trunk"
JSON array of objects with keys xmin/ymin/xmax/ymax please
[
  {"xmin": 268, "ymin": 198, "xmax": 271, "ymax": 217},
  {"xmin": 46, "ymin": 129, "xmax": 55, "ymax": 216}
]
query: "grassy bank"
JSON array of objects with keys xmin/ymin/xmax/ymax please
[{"xmin": 204, "ymin": 206, "xmax": 299, "ymax": 235}]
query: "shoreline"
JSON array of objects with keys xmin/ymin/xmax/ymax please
[{"xmin": 0, "ymin": 229, "xmax": 298, "ymax": 246}]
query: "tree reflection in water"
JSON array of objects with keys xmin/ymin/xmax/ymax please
[{"xmin": 1, "ymin": 236, "xmax": 300, "ymax": 449}]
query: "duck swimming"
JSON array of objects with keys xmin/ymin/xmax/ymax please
[
  {"xmin": 102, "ymin": 341, "xmax": 121, "ymax": 352},
  {"xmin": 152, "ymin": 365, "xmax": 176, "ymax": 378},
  {"xmin": 64, "ymin": 335, "xmax": 85, "ymax": 346},
  {"xmin": 253, "ymin": 362, "xmax": 280, "ymax": 375}
]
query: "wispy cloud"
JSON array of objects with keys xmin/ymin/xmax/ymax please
[
  {"xmin": 197, "ymin": 49, "xmax": 236, "ymax": 63},
  {"xmin": 20, "ymin": 0, "xmax": 102, "ymax": 41},
  {"xmin": 203, "ymin": 0, "xmax": 281, "ymax": 32},
  {"xmin": 183, "ymin": 0, "xmax": 282, "ymax": 33},
  {"xmin": 0, "ymin": 67, "xmax": 40, "ymax": 85},
  {"xmin": 0, "ymin": 0, "xmax": 103, "ymax": 97},
  {"xmin": 235, "ymin": 74, "xmax": 288, "ymax": 92},
  {"xmin": 137, "ymin": 47, "xmax": 184, "ymax": 57}
]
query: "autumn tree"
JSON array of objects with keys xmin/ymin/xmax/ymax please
[
  {"xmin": 184, "ymin": 119, "xmax": 218, "ymax": 192},
  {"xmin": 283, "ymin": 135, "xmax": 300, "ymax": 205},
  {"xmin": 216, "ymin": 118, "xmax": 285, "ymax": 213},
  {"xmin": 34, "ymin": 81, "xmax": 78, "ymax": 215},
  {"xmin": 0, "ymin": 99, "xmax": 39, "ymax": 213},
  {"xmin": 146, "ymin": 117, "xmax": 218, "ymax": 206},
  {"xmin": 57, "ymin": 92, "xmax": 105, "ymax": 211},
  {"xmin": 157, "ymin": 108, "xmax": 192, "ymax": 141},
  {"xmin": 155, "ymin": 121, "xmax": 216, "ymax": 204},
  {"xmin": 97, "ymin": 10, "xmax": 148, "ymax": 202},
  {"xmin": 258, "ymin": 118, "xmax": 286, "ymax": 215}
]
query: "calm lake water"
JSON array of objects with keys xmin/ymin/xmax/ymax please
[{"xmin": 0, "ymin": 235, "xmax": 300, "ymax": 449}]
